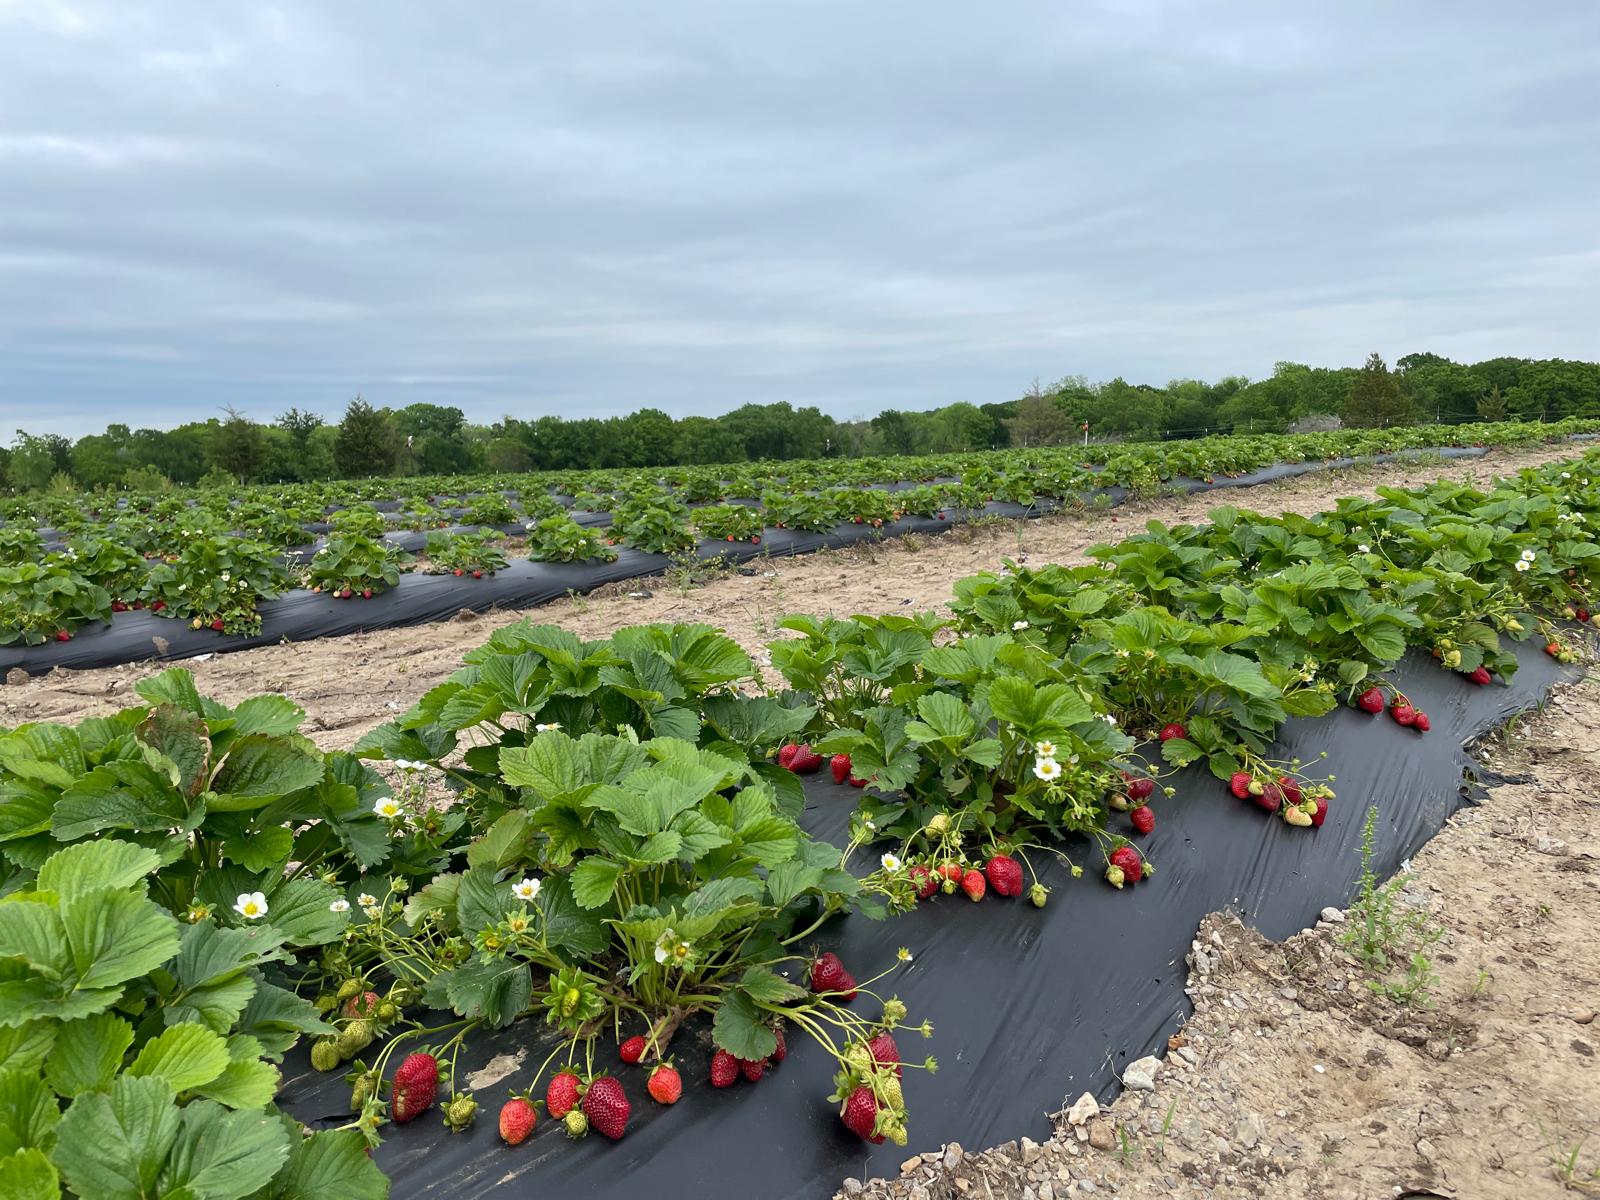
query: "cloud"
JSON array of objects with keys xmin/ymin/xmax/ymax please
[{"xmin": 1, "ymin": 0, "xmax": 1597, "ymax": 437}]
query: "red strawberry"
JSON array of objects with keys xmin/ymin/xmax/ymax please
[
  {"xmin": 546, "ymin": 1070, "xmax": 580, "ymax": 1118},
  {"xmin": 1310, "ymin": 796, "xmax": 1329, "ymax": 827},
  {"xmin": 54, "ymin": 630, "xmax": 70, "ymax": 642},
  {"xmin": 1390, "ymin": 703, "xmax": 1416, "ymax": 727},
  {"xmin": 841, "ymin": 1085, "xmax": 885, "ymax": 1143},
  {"xmin": 849, "ymin": 775, "xmax": 867, "ymax": 788},
  {"xmin": 646, "ymin": 1063, "xmax": 682, "ymax": 1105},
  {"xmin": 472, "ymin": 571, "xmax": 482, "ymax": 580},
  {"xmin": 770, "ymin": 1024, "xmax": 787, "ymax": 1063},
  {"xmin": 777, "ymin": 743, "xmax": 800, "ymax": 769},
  {"xmin": 619, "ymin": 1035, "xmax": 646, "ymax": 1064},
  {"xmin": 1109, "ymin": 845, "xmax": 1144, "ymax": 884},
  {"xmin": 1545, "ymin": 641, "xmax": 1561, "ymax": 658},
  {"xmin": 341, "ymin": 990, "xmax": 380, "ymax": 1019},
  {"xmin": 1277, "ymin": 777, "xmax": 1303, "ymax": 806},
  {"xmin": 909, "ymin": 864, "xmax": 938, "ymax": 900},
  {"xmin": 453, "ymin": 568, "xmax": 464, "ymax": 577},
  {"xmin": 1229, "ymin": 771, "xmax": 1253, "ymax": 799},
  {"xmin": 498, "ymin": 1096, "xmax": 537, "ymax": 1145},
  {"xmin": 581, "ymin": 1075, "xmax": 631, "ymax": 1141},
  {"xmin": 1467, "ymin": 666, "xmax": 1491, "ymax": 686},
  {"xmin": 830, "ymin": 753, "xmax": 852, "ymax": 785},
  {"xmin": 961, "ymin": 868, "xmax": 987, "ymax": 901},
  {"xmin": 1413, "ymin": 711, "xmax": 1431, "ymax": 733},
  {"xmin": 867, "ymin": 1031, "xmax": 902, "ymax": 1078},
  {"xmin": 151, "ymin": 600, "xmax": 166, "ymax": 612},
  {"xmin": 110, "ymin": 600, "xmax": 127, "ymax": 612},
  {"xmin": 1356, "ymin": 687, "xmax": 1385, "ymax": 714},
  {"xmin": 789, "ymin": 745, "xmax": 823, "ymax": 773},
  {"xmin": 1158, "ymin": 722, "xmax": 1186, "ymax": 742},
  {"xmin": 937, "ymin": 862, "xmax": 964, "ymax": 887},
  {"xmin": 209, "ymin": 618, "xmax": 225, "ymax": 632},
  {"xmin": 363, "ymin": 587, "xmax": 375, "ymax": 597},
  {"xmin": 710, "ymin": 1049, "xmax": 739, "ymax": 1088},
  {"xmin": 390, "ymin": 1052, "xmax": 438, "ymax": 1124},
  {"xmin": 739, "ymin": 1057, "xmax": 765, "ymax": 1083},
  {"xmin": 809, "ymin": 951, "xmax": 857, "ymax": 999},
  {"xmin": 1127, "ymin": 776, "xmax": 1155, "ymax": 802},
  {"xmin": 1257, "ymin": 782, "xmax": 1283, "ymax": 812},
  {"xmin": 1129, "ymin": 805, "xmax": 1156, "ymax": 835},
  {"xmin": 985, "ymin": 854, "xmax": 1024, "ymax": 897}
]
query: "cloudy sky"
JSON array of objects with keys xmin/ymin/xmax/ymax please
[{"xmin": 2, "ymin": 1, "xmax": 1597, "ymax": 437}]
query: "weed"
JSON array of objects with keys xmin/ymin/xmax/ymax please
[
  {"xmin": 1541, "ymin": 1124, "xmax": 1600, "ymax": 1193},
  {"xmin": 1341, "ymin": 806, "xmax": 1442, "ymax": 1007}
]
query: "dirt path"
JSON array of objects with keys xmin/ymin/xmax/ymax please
[
  {"xmin": 2, "ymin": 442, "xmax": 1586, "ymax": 747},
  {"xmin": 840, "ymin": 668, "xmax": 1600, "ymax": 1200}
]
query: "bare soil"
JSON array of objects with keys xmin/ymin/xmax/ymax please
[
  {"xmin": 837, "ymin": 669, "xmax": 1600, "ymax": 1200},
  {"xmin": 3, "ymin": 443, "xmax": 1583, "ymax": 747}
]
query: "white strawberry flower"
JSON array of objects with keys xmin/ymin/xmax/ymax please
[
  {"xmin": 534, "ymin": 722, "xmax": 561, "ymax": 733},
  {"xmin": 1357, "ymin": 544, "xmax": 1370, "ymax": 553},
  {"xmin": 1520, "ymin": 549, "xmax": 1536, "ymax": 562},
  {"xmin": 1012, "ymin": 619, "xmax": 1030, "ymax": 631},
  {"xmin": 1033, "ymin": 756, "xmax": 1062, "ymax": 782},
  {"xmin": 329, "ymin": 898, "xmax": 351, "ymax": 913},
  {"xmin": 358, "ymin": 892, "xmax": 378, "ymax": 908},
  {"xmin": 363, "ymin": 905, "xmax": 382, "ymax": 919},
  {"xmin": 1514, "ymin": 560, "xmax": 1530, "ymax": 572},
  {"xmin": 374, "ymin": 797, "xmax": 403, "ymax": 819},
  {"xmin": 233, "ymin": 891, "xmax": 268, "ymax": 920},
  {"xmin": 1035, "ymin": 740, "xmax": 1057, "ymax": 758},
  {"xmin": 512, "ymin": 876, "xmax": 542, "ymax": 902},
  {"xmin": 880, "ymin": 853, "xmax": 902, "ymax": 874}
]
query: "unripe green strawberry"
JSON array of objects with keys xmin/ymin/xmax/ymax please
[
  {"xmin": 335, "ymin": 1019, "xmax": 375, "ymax": 1057},
  {"xmin": 882, "ymin": 998, "xmax": 907, "ymax": 1023},
  {"xmin": 880, "ymin": 1074, "xmax": 904, "ymax": 1111},
  {"xmin": 310, "ymin": 1038, "xmax": 341, "ymax": 1073},
  {"xmin": 377, "ymin": 1001, "xmax": 399, "ymax": 1022},
  {"xmin": 1105, "ymin": 865, "xmax": 1126, "ymax": 889},
  {"xmin": 564, "ymin": 1109, "xmax": 589, "ymax": 1138},
  {"xmin": 443, "ymin": 1093, "xmax": 478, "ymax": 1132},
  {"xmin": 336, "ymin": 979, "xmax": 362, "ymax": 1002},
  {"xmin": 1029, "ymin": 882, "xmax": 1049, "ymax": 908}
]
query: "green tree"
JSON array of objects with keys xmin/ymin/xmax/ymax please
[
  {"xmin": 1003, "ymin": 382, "xmax": 1073, "ymax": 446},
  {"xmin": 8, "ymin": 432, "xmax": 64, "ymax": 491},
  {"xmin": 1342, "ymin": 354, "xmax": 1416, "ymax": 428},
  {"xmin": 334, "ymin": 396, "xmax": 400, "ymax": 477},
  {"xmin": 1477, "ymin": 385, "xmax": 1508, "ymax": 422},
  {"xmin": 211, "ymin": 407, "xmax": 264, "ymax": 481}
]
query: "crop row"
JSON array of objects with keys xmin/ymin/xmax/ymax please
[
  {"xmin": 0, "ymin": 450, "xmax": 1594, "ymax": 1197},
  {"xmin": 4, "ymin": 417, "xmax": 1597, "ymax": 647}
]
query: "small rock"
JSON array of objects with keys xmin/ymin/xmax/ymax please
[
  {"xmin": 1279, "ymin": 987, "xmax": 1298, "ymax": 1001},
  {"xmin": 1078, "ymin": 1182, "xmax": 1098, "ymax": 1194},
  {"xmin": 1176, "ymin": 1046, "xmax": 1199, "ymax": 1066},
  {"xmin": 1123, "ymin": 1055, "xmax": 1162, "ymax": 1091},
  {"xmin": 1087, "ymin": 1118, "xmax": 1116, "ymax": 1151},
  {"xmin": 900, "ymin": 1155, "xmax": 923, "ymax": 1175},
  {"xmin": 1066, "ymin": 1092, "xmax": 1099, "ymax": 1126},
  {"xmin": 1535, "ymin": 836, "xmax": 1569, "ymax": 856},
  {"xmin": 1020, "ymin": 1137, "xmax": 1041, "ymax": 1164},
  {"xmin": 944, "ymin": 1143, "xmax": 964, "ymax": 1170},
  {"xmin": 908, "ymin": 1187, "xmax": 929, "ymax": 1200},
  {"xmin": 5, "ymin": 667, "xmax": 29, "ymax": 686},
  {"xmin": 842, "ymin": 1180, "xmax": 862, "ymax": 1195},
  {"xmin": 1417, "ymin": 1137, "xmax": 1437, "ymax": 1160},
  {"xmin": 626, "ymin": 590, "xmax": 653, "ymax": 600},
  {"xmin": 1235, "ymin": 1115, "xmax": 1264, "ymax": 1150},
  {"xmin": 1319, "ymin": 906, "xmax": 1345, "ymax": 923}
]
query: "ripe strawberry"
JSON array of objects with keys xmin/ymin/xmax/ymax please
[
  {"xmin": 1229, "ymin": 771, "xmax": 1253, "ymax": 799},
  {"xmin": 390, "ymin": 1052, "xmax": 438, "ymax": 1124},
  {"xmin": 1127, "ymin": 776, "xmax": 1155, "ymax": 802},
  {"xmin": 1413, "ymin": 711, "xmax": 1431, "ymax": 733},
  {"xmin": 1310, "ymin": 796, "xmax": 1329, "ymax": 827},
  {"xmin": 453, "ymin": 568, "xmax": 464, "ymax": 577},
  {"xmin": 830, "ymin": 753, "xmax": 853, "ymax": 784},
  {"xmin": 471, "ymin": 571, "xmax": 482, "ymax": 580},
  {"xmin": 1109, "ymin": 845, "xmax": 1144, "ymax": 884},
  {"xmin": 341, "ymin": 990, "xmax": 380, "ymax": 1020},
  {"xmin": 151, "ymin": 600, "xmax": 166, "ymax": 612},
  {"xmin": 1129, "ymin": 805, "xmax": 1156, "ymax": 835},
  {"xmin": 1390, "ymin": 702, "xmax": 1416, "ymax": 727},
  {"xmin": 709, "ymin": 1049, "xmax": 739, "ymax": 1088},
  {"xmin": 867, "ymin": 1031, "xmax": 902, "ymax": 1078},
  {"xmin": 1545, "ymin": 641, "xmax": 1561, "ymax": 658},
  {"xmin": 850, "ymin": 775, "xmax": 868, "ymax": 788},
  {"xmin": 1256, "ymin": 781, "xmax": 1283, "ymax": 812},
  {"xmin": 1356, "ymin": 686, "xmax": 1385, "ymax": 714},
  {"xmin": 1467, "ymin": 666, "xmax": 1491, "ymax": 686},
  {"xmin": 54, "ymin": 630, "xmax": 70, "ymax": 642},
  {"xmin": 909, "ymin": 864, "xmax": 938, "ymax": 900},
  {"xmin": 1277, "ymin": 777, "xmax": 1303, "ymax": 806},
  {"xmin": 581, "ymin": 1075, "xmax": 631, "ymax": 1141},
  {"xmin": 777, "ymin": 743, "xmax": 800, "ymax": 769},
  {"xmin": 937, "ymin": 862, "xmax": 964, "ymax": 886},
  {"xmin": 961, "ymin": 868, "xmax": 986, "ymax": 901},
  {"xmin": 619, "ymin": 1035, "xmax": 646, "ymax": 1064},
  {"xmin": 841, "ymin": 1085, "xmax": 885, "ymax": 1143},
  {"xmin": 789, "ymin": 745, "xmax": 823, "ymax": 773},
  {"xmin": 1158, "ymin": 722, "xmax": 1186, "ymax": 742},
  {"xmin": 1576, "ymin": 608, "xmax": 1591, "ymax": 623},
  {"xmin": 363, "ymin": 587, "xmax": 375, "ymax": 597},
  {"xmin": 770, "ymin": 1023, "xmax": 787, "ymax": 1063},
  {"xmin": 546, "ymin": 1070, "xmax": 580, "ymax": 1118},
  {"xmin": 739, "ymin": 1057, "xmax": 765, "ymax": 1082},
  {"xmin": 809, "ymin": 951, "xmax": 858, "ymax": 999},
  {"xmin": 209, "ymin": 618, "xmax": 225, "ymax": 632},
  {"xmin": 498, "ymin": 1096, "xmax": 537, "ymax": 1145},
  {"xmin": 985, "ymin": 853, "xmax": 1024, "ymax": 897},
  {"xmin": 110, "ymin": 600, "xmax": 127, "ymax": 612},
  {"xmin": 646, "ymin": 1063, "xmax": 682, "ymax": 1105}
]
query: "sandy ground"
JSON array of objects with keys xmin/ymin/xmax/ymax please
[
  {"xmin": 1, "ymin": 441, "xmax": 1587, "ymax": 746},
  {"xmin": 837, "ymin": 667, "xmax": 1600, "ymax": 1200}
]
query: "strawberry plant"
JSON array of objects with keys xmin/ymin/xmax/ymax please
[
  {"xmin": 307, "ymin": 532, "xmax": 411, "ymax": 599},
  {"xmin": 761, "ymin": 489, "xmax": 842, "ymax": 533},
  {"xmin": 423, "ymin": 530, "xmax": 509, "ymax": 577},
  {"xmin": 617, "ymin": 504, "xmax": 697, "ymax": 555},
  {"xmin": 141, "ymin": 534, "xmax": 295, "ymax": 634},
  {"xmin": 524, "ymin": 513, "xmax": 617, "ymax": 562},
  {"xmin": 693, "ymin": 502, "xmax": 764, "ymax": 543},
  {"xmin": 464, "ymin": 492, "xmax": 518, "ymax": 526},
  {"xmin": 0, "ymin": 559, "xmax": 111, "ymax": 645}
]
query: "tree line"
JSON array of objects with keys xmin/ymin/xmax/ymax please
[{"xmin": 5, "ymin": 352, "xmax": 1598, "ymax": 491}]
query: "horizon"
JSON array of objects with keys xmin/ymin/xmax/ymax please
[{"xmin": 3, "ymin": 2, "xmax": 1597, "ymax": 437}]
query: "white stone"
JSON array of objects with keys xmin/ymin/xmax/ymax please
[
  {"xmin": 1123, "ymin": 1055, "xmax": 1162, "ymax": 1091},
  {"xmin": 1066, "ymin": 1092, "xmax": 1100, "ymax": 1126}
]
